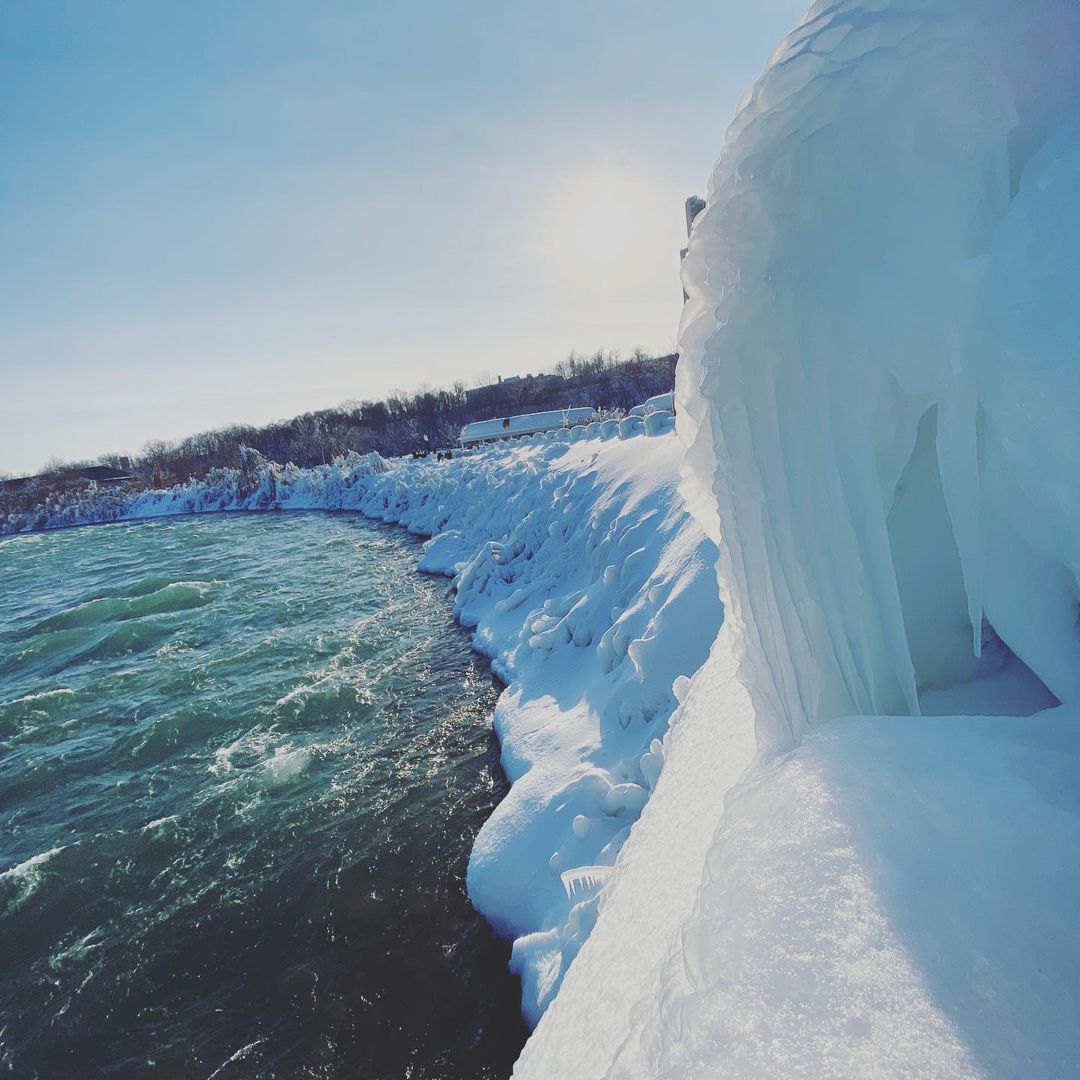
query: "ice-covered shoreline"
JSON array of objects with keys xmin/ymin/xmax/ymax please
[
  {"xmin": 404, "ymin": 432, "xmax": 722, "ymax": 1023},
  {"xmin": 13, "ymin": 0, "xmax": 1080, "ymax": 1070},
  {"xmin": 519, "ymin": 1, "xmax": 1080, "ymax": 1076},
  {"xmin": 0, "ymin": 448, "xmax": 394, "ymax": 535},
  {"xmin": 6, "ymin": 421, "xmax": 718, "ymax": 1030}
]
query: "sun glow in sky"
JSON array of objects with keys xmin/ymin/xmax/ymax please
[
  {"xmin": 534, "ymin": 161, "xmax": 678, "ymax": 297},
  {"xmin": 0, "ymin": 1, "xmax": 807, "ymax": 474}
]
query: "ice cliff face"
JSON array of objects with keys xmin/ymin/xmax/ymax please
[
  {"xmin": 678, "ymin": 0, "xmax": 1080, "ymax": 748},
  {"xmin": 517, "ymin": 4, "xmax": 1080, "ymax": 1076}
]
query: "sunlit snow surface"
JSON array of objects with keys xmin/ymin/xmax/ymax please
[{"xmin": 519, "ymin": 0, "xmax": 1080, "ymax": 1076}]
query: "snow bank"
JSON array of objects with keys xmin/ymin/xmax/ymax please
[
  {"xmin": 517, "ymin": 1, "xmax": 1080, "ymax": 1076},
  {"xmin": 630, "ymin": 706, "xmax": 1080, "ymax": 1079},
  {"xmin": 356, "ymin": 432, "xmax": 722, "ymax": 1023}
]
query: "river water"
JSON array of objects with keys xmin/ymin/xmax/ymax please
[{"xmin": 0, "ymin": 512, "xmax": 527, "ymax": 1078}]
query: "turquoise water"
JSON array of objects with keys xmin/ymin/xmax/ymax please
[{"xmin": 0, "ymin": 512, "xmax": 527, "ymax": 1078}]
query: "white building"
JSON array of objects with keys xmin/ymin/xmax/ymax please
[{"xmin": 460, "ymin": 407, "xmax": 597, "ymax": 446}]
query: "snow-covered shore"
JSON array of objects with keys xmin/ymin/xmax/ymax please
[
  {"xmin": 5, "ymin": 422, "xmax": 723, "ymax": 1029},
  {"xmin": 365, "ymin": 428, "xmax": 721, "ymax": 1022},
  {"xmin": 518, "ymin": 1, "xmax": 1080, "ymax": 1076},
  {"xmin": 12, "ymin": 1, "xmax": 1080, "ymax": 1071},
  {"xmin": 0, "ymin": 448, "xmax": 394, "ymax": 534}
]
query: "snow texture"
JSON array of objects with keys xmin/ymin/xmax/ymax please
[{"xmin": 518, "ymin": 1, "xmax": 1080, "ymax": 1076}]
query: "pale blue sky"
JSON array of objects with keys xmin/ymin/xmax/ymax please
[{"xmin": 0, "ymin": 1, "xmax": 806, "ymax": 474}]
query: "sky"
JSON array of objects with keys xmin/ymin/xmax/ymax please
[{"xmin": 0, "ymin": 0, "xmax": 807, "ymax": 475}]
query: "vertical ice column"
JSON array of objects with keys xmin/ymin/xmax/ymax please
[{"xmin": 676, "ymin": 0, "xmax": 1080, "ymax": 746}]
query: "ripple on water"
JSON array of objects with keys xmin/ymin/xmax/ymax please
[
  {"xmin": 30, "ymin": 581, "xmax": 217, "ymax": 634},
  {"xmin": 0, "ymin": 512, "xmax": 526, "ymax": 1078}
]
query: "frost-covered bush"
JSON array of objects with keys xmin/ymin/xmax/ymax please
[{"xmin": 1, "ymin": 448, "xmax": 392, "ymax": 533}]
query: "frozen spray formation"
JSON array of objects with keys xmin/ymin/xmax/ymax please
[
  {"xmin": 518, "ymin": 2, "xmax": 1080, "ymax": 1077},
  {"xmin": 678, "ymin": 0, "xmax": 1080, "ymax": 745}
]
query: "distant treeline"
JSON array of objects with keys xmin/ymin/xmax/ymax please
[{"xmin": 1, "ymin": 350, "xmax": 676, "ymax": 523}]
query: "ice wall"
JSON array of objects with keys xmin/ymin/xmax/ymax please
[
  {"xmin": 359, "ymin": 432, "xmax": 722, "ymax": 1024},
  {"xmin": 677, "ymin": 0, "xmax": 1080, "ymax": 748}
]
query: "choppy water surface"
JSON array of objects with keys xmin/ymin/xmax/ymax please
[{"xmin": 0, "ymin": 512, "xmax": 526, "ymax": 1078}]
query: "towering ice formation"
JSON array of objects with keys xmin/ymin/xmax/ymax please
[
  {"xmin": 516, "ymin": 4, "xmax": 1080, "ymax": 1076},
  {"xmin": 678, "ymin": 0, "xmax": 1080, "ymax": 747}
]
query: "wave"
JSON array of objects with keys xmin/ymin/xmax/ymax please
[
  {"xmin": 31, "ymin": 581, "xmax": 217, "ymax": 634},
  {"xmin": 0, "ymin": 846, "xmax": 65, "ymax": 918},
  {"xmin": 0, "ymin": 687, "xmax": 76, "ymax": 737}
]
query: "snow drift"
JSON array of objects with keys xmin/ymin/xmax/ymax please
[{"xmin": 517, "ymin": 1, "xmax": 1080, "ymax": 1077}]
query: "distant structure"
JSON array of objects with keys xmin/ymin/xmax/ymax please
[
  {"xmin": 77, "ymin": 464, "xmax": 132, "ymax": 485},
  {"xmin": 1, "ymin": 462, "xmax": 132, "ymax": 493},
  {"xmin": 465, "ymin": 355, "xmax": 677, "ymax": 415},
  {"xmin": 680, "ymin": 195, "xmax": 706, "ymax": 302},
  {"xmin": 466, "ymin": 372, "xmax": 533, "ymax": 404},
  {"xmin": 460, "ymin": 407, "xmax": 597, "ymax": 447}
]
